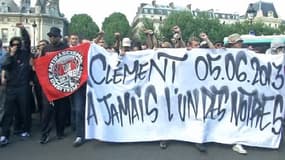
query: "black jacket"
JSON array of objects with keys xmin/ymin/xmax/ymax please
[
  {"xmin": 41, "ymin": 41, "xmax": 68, "ymax": 56},
  {"xmin": 2, "ymin": 28, "xmax": 33, "ymax": 88}
]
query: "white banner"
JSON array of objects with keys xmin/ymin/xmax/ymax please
[{"xmin": 86, "ymin": 43, "xmax": 285, "ymax": 149}]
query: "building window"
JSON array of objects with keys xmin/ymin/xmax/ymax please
[
  {"xmin": 158, "ymin": 9, "xmax": 163, "ymax": 15},
  {"xmin": 0, "ymin": 2, "xmax": 8, "ymax": 12},
  {"xmin": 268, "ymin": 11, "xmax": 274, "ymax": 17},
  {"xmin": 1, "ymin": 28, "xmax": 8, "ymax": 43},
  {"xmin": 154, "ymin": 9, "xmax": 159, "ymax": 14}
]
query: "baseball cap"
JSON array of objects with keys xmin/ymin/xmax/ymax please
[{"xmin": 122, "ymin": 37, "xmax": 131, "ymax": 47}]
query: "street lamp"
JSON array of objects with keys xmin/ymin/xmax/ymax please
[
  {"xmin": 247, "ymin": 3, "xmax": 255, "ymax": 24},
  {"xmin": 32, "ymin": 20, "xmax": 37, "ymax": 53},
  {"xmin": 247, "ymin": 3, "xmax": 255, "ymax": 35}
]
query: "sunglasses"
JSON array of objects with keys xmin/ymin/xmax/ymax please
[
  {"xmin": 37, "ymin": 43, "xmax": 46, "ymax": 49},
  {"xmin": 11, "ymin": 43, "xmax": 20, "ymax": 47},
  {"xmin": 48, "ymin": 35, "xmax": 59, "ymax": 38},
  {"xmin": 215, "ymin": 43, "xmax": 223, "ymax": 47},
  {"xmin": 235, "ymin": 40, "xmax": 243, "ymax": 44},
  {"xmin": 276, "ymin": 47, "xmax": 285, "ymax": 50},
  {"xmin": 39, "ymin": 43, "xmax": 46, "ymax": 46}
]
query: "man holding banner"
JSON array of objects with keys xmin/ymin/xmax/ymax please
[
  {"xmin": 68, "ymin": 34, "xmax": 88, "ymax": 147},
  {"xmin": 33, "ymin": 32, "xmax": 285, "ymax": 154},
  {"xmin": 37, "ymin": 27, "xmax": 70, "ymax": 144},
  {"xmin": 34, "ymin": 28, "xmax": 89, "ymax": 145},
  {"xmin": 85, "ymin": 42, "xmax": 285, "ymax": 154},
  {"xmin": 227, "ymin": 33, "xmax": 247, "ymax": 154}
]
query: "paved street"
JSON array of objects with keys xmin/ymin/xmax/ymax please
[{"xmin": 0, "ymin": 114, "xmax": 284, "ymax": 160}]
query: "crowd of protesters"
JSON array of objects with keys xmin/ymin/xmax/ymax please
[{"xmin": 0, "ymin": 23, "xmax": 284, "ymax": 156}]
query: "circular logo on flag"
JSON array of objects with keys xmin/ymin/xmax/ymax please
[{"xmin": 48, "ymin": 50, "xmax": 83, "ymax": 92}]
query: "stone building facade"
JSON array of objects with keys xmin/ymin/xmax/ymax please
[
  {"xmin": 0, "ymin": 0, "xmax": 67, "ymax": 47},
  {"xmin": 132, "ymin": 0, "xmax": 283, "ymax": 37}
]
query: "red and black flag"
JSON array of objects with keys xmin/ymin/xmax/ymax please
[{"xmin": 34, "ymin": 43, "xmax": 90, "ymax": 102}]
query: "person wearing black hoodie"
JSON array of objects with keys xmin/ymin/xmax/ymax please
[{"xmin": 0, "ymin": 23, "xmax": 33, "ymax": 147}]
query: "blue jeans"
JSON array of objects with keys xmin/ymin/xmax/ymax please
[{"xmin": 70, "ymin": 84, "xmax": 86, "ymax": 138}]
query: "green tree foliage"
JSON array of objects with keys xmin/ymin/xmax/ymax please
[
  {"xmin": 102, "ymin": 12, "xmax": 131, "ymax": 47},
  {"xmin": 132, "ymin": 17, "xmax": 156, "ymax": 43},
  {"xmin": 159, "ymin": 11, "xmax": 194, "ymax": 42},
  {"xmin": 160, "ymin": 11, "xmax": 284, "ymax": 44},
  {"xmin": 279, "ymin": 24, "xmax": 285, "ymax": 33},
  {"xmin": 69, "ymin": 14, "xmax": 99, "ymax": 40},
  {"xmin": 250, "ymin": 22, "xmax": 282, "ymax": 35},
  {"xmin": 141, "ymin": 17, "xmax": 155, "ymax": 31},
  {"xmin": 223, "ymin": 21, "xmax": 282, "ymax": 37},
  {"xmin": 160, "ymin": 11, "xmax": 225, "ymax": 43},
  {"xmin": 191, "ymin": 12, "xmax": 224, "ymax": 43}
]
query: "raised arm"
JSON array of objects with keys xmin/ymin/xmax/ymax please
[
  {"xmin": 113, "ymin": 32, "xmax": 121, "ymax": 54},
  {"xmin": 199, "ymin": 32, "xmax": 215, "ymax": 49},
  {"xmin": 17, "ymin": 23, "xmax": 31, "ymax": 52},
  {"xmin": 172, "ymin": 26, "xmax": 186, "ymax": 48}
]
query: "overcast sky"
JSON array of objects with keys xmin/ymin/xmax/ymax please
[{"xmin": 22, "ymin": 0, "xmax": 285, "ymax": 29}]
